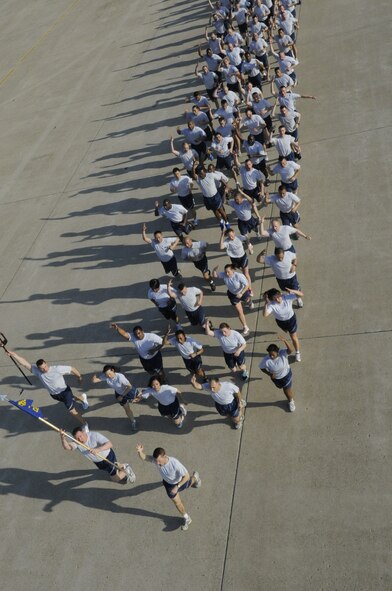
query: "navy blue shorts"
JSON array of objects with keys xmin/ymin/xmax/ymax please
[
  {"xmin": 272, "ymin": 369, "xmax": 293, "ymax": 390},
  {"xmin": 161, "ymin": 256, "xmax": 179, "ymax": 276},
  {"xmin": 158, "ymin": 396, "xmax": 181, "ymax": 419},
  {"xmin": 186, "ymin": 306, "xmax": 206, "ymax": 326},
  {"xmin": 50, "ymin": 386, "xmax": 75, "ymax": 411},
  {"xmin": 277, "ymin": 274, "xmax": 300, "ymax": 292},
  {"xmin": 287, "ymin": 128, "xmax": 299, "ymax": 141},
  {"xmin": 280, "ymin": 210, "xmax": 300, "ymax": 226},
  {"xmin": 203, "ymin": 193, "xmax": 222, "ymax": 212},
  {"xmin": 216, "ymin": 154, "xmax": 234, "ymax": 170},
  {"xmin": 115, "ymin": 385, "xmax": 139, "ymax": 406},
  {"xmin": 95, "ymin": 448, "xmax": 117, "ymax": 476},
  {"xmin": 215, "ymin": 397, "xmax": 240, "ymax": 417},
  {"xmin": 206, "ymin": 86, "xmax": 218, "ymax": 101},
  {"xmin": 282, "ymin": 179, "xmax": 298, "ymax": 192},
  {"xmin": 227, "ymin": 288, "xmax": 251, "ymax": 306},
  {"xmin": 264, "ymin": 115, "xmax": 273, "ymax": 131},
  {"xmin": 183, "ymin": 356, "xmax": 203, "ymax": 373},
  {"xmin": 243, "ymin": 187, "xmax": 261, "ymax": 203},
  {"xmin": 223, "ymin": 350, "xmax": 245, "ymax": 369},
  {"xmin": 276, "ymin": 314, "xmax": 297, "ymax": 334},
  {"xmin": 227, "ymin": 81, "xmax": 240, "ymax": 94},
  {"xmin": 158, "ymin": 299, "xmax": 177, "ymax": 321},
  {"xmin": 178, "ymin": 193, "xmax": 195, "ymax": 210},
  {"xmin": 230, "ymin": 254, "xmax": 249, "ymax": 270},
  {"xmin": 193, "ymin": 255, "xmax": 209, "ymax": 275},
  {"xmin": 140, "ymin": 351, "xmax": 163, "ymax": 375},
  {"xmin": 238, "ymin": 216, "xmax": 259, "ymax": 236},
  {"xmin": 257, "ymin": 53, "xmax": 269, "ymax": 69},
  {"xmin": 163, "ymin": 477, "xmax": 192, "ymax": 499}
]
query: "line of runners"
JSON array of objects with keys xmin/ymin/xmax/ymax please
[{"xmin": 5, "ymin": 0, "xmax": 314, "ymax": 531}]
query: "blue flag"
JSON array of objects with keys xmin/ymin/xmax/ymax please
[{"xmin": 9, "ymin": 399, "xmax": 44, "ymax": 419}]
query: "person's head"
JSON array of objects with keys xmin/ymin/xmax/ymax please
[
  {"xmin": 192, "ymin": 105, "xmax": 200, "ymax": 115},
  {"xmin": 252, "ymin": 92, "xmax": 260, "ymax": 103},
  {"xmin": 153, "ymin": 230, "xmax": 163, "ymax": 243},
  {"xmin": 266, "ymin": 343, "xmax": 280, "ymax": 359},
  {"xmin": 178, "ymin": 283, "xmax": 188, "ymax": 296},
  {"xmin": 162, "ymin": 199, "xmax": 172, "ymax": 211},
  {"xmin": 224, "ymin": 263, "xmax": 235, "ymax": 277},
  {"xmin": 278, "ymin": 185, "xmax": 287, "ymax": 197},
  {"xmin": 244, "ymin": 51, "xmax": 251, "ymax": 62},
  {"xmin": 36, "ymin": 359, "xmax": 49, "ymax": 373},
  {"xmin": 149, "ymin": 278, "xmax": 160, "ymax": 292},
  {"xmin": 275, "ymin": 67, "xmax": 282, "ymax": 77},
  {"xmin": 271, "ymin": 218, "xmax": 282, "ymax": 233},
  {"xmin": 221, "ymin": 99, "xmax": 228, "ymax": 108},
  {"xmin": 187, "ymin": 120, "xmax": 195, "ymax": 130},
  {"xmin": 215, "ymin": 132, "xmax": 223, "ymax": 142},
  {"xmin": 252, "ymin": 15, "xmax": 259, "ymax": 23},
  {"xmin": 279, "ymin": 86, "xmax": 288, "ymax": 96},
  {"xmin": 72, "ymin": 426, "xmax": 88, "ymax": 443},
  {"xmin": 247, "ymin": 134, "xmax": 255, "ymax": 146},
  {"xmin": 245, "ymin": 158, "xmax": 253, "ymax": 170},
  {"xmin": 219, "ymin": 322, "xmax": 231, "ymax": 336},
  {"xmin": 207, "ymin": 163, "xmax": 216, "ymax": 173},
  {"xmin": 210, "ymin": 31, "xmax": 217, "ymax": 40},
  {"xmin": 222, "ymin": 56, "xmax": 230, "ymax": 67},
  {"xmin": 279, "ymin": 156, "xmax": 288, "ymax": 166},
  {"xmin": 278, "ymin": 27, "xmax": 284, "ymax": 37},
  {"xmin": 175, "ymin": 330, "xmax": 187, "ymax": 344},
  {"xmin": 202, "ymin": 65, "xmax": 209, "ymax": 74},
  {"xmin": 193, "ymin": 90, "xmax": 202, "ymax": 100},
  {"xmin": 224, "ymin": 228, "xmax": 236, "ymax": 240},
  {"xmin": 153, "ymin": 447, "xmax": 168, "ymax": 466},
  {"xmin": 172, "ymin": 167, "xmax": 181, "ymax": 178},
  {"xmin": 279, "ymin": 5, "xmax": 286, "ymax": 16},
  {"xmin": 102, "ymin": 364, "xmax": 119, "ymax": 379},
  {"xmin": 278, "ymin": 125, "xmax": 286, "ymax": 136},
  {"xmin": 206, "ymin": 47, "xmax": 213, "ymax": 57},
  {"xmin": 280, "ymin": 105, "xmax": 289, "ymax": 116},
  {"xmin": 208, "ymin": 377, "xmax": 221, "ymax": 392},
  {"xmin": 234, "ymin": 190, "xmax": 244, "ymax": 204},
  {"xmin": 183, "ymin": 236, "xmax": 193, "ymax": 249},
  {"xmin": 196, "ymin": 165, "xmax": 206, "ymax": 178},
  {"xmin": 252, "ymin": 32, "xmax": 259, "ymax": 41},
  {"xmin": 278, "ymin": 51, "xmax": 286, "ymax": 60},
  {"xmin": 265, "ymin": 288, "xmax": 282, "ymax": 303},
  {"xmin": 133, "ymin": 325, "xmax": 145, "ymax": 340},
  {"xmin": 218, "ymin": 116, "xmax": 227, "ymax": 127},
  {"xmin": 274, "ymin": 247, "xmax": 285, "ymax": 261},
  {"xmin": 228, "ymin": 42, "xmax": 235, "ymax": 52},
  {"xmin": 182, "ymin": 141, "xmax": 190, "ymax": 151},
  {"xmin": 149, "ymin": 376, "xmax": 162, "ymax": 391},
  {"xmin": 245, "ymin": 107, "xmax": 254, "ymax": 118}
]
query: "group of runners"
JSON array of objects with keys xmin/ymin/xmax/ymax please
[{"xmin": 5, "ymin": 0, "xmax": 313, "ymax": 531}]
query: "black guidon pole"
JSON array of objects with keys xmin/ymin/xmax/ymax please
[{"xmin": 0, "ymin": 333, "xmax": 33, "ymax": 385}]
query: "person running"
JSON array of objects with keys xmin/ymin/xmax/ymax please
[
  {"xmin": 194, "ymin": 165, "xmax": 230, "ymax": 229},
  {"xmin": 226, "ymin": 187, "xmax": 262, "ymax": 239},
  {"xmin": 205, "ymin": 320, "xmax": 249, "ymax": 380},
  {"xmin": 169, "ymin": 168, "xmax": 198, "ymax": 224},
  {"xmin": 4, "ymin": 350, "xmax": 88, "ymax": 427},
  {"xmin": 170, "ymin": 138, "xmax": 198, "ymax": 179},
  {"xmin": 134, "ymin": 376, "xmax": 187, "ymax": 429},
  {"xmin": 136, "ymin": 444, "xmax": 201, "ymax": 531},
  {"xmin": 212, "ymin": 264, "xmax": 254, "ymax": 335},
  {"xmin": 154, "ymin": 199, "xmax": 193, "ymax": 240},
  {"xmin": 180, "ymin": 237, "xmax": 216, "ymax": 291},
  {"xmin": 167, "ymin": 280, "xmax": 207, "ymax": 329},
  {"xmin": 257, "ymin": 247, "xmax": 302, "ymax": 294},
  {"xmin": 270, "ymin": 156, "xmax": 301, "ymax": 194},
  {"xmin": 91, "ymin": 366, "xmax": 139, "ymax": 431},
  {"xmin": 142, "ymin": 224, "xmax": 182, "ymax": 278},
  {"xmin": 111, "ymin": 324, "xmax": 166, "ymax": 380},
  {"xmin": 259, "ymin": 335, "xmax": 297, "ymax": 412},
  {"xmin": 147, "ymin": 278, "xmax": 181, "ymax": 328},
  {"xmin": 60, "ymin": 427, "xmax": 135, "ymax": 483},
  {"xmin": 238, "ymin": 158, "xmax": 266, "ymax": 203},
  {"xmin": 259, "ymin": 217, "xmax": 311, "ymax": 251},
  {"xmin": 163, "ymin": 329, "xmax": 206, "ymax": 380},
  {"xmin": 263, "ymin": 184, "xmax": 302, "ymax": 228},
  {"xmin": 190, "ymin": 375, "xmax": 245, "ymax": 429},
  {"xmin": 261, "ymin": 288, "xmax": 303, "ymax": 362},
  {"xmin": 219, "ymin": 227, "xmax": 254, "ymax": 294}
]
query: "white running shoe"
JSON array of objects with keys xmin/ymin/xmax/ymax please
[
  {"xmin": 248, "ymin": 242, "xmax": 254, "ymax": 255},
  {"xmin": 124, "ymin": 464, "xmax": 136, "ymax": 483},
  {"xmin": 240, "ymin": 399, "xmax": 247, "ymax": 408},
  {"xmin": 192, "ymin": 471, "xmax": 202, "ymax": 488},
  {"xmin": 297, "ymin": 298, "xmax": 304, "ymax": 308},
  {"xmin": 289, "ymin": 399, "xmax": 296, "ymax": 412},
  {"xmin": 235, "ymin": 417, "xmax": 244, "ymax": 430},
  {"xmin": 82, "ymin": 422, "xmax": 89, "ymax": 433},
  {"xmin": 248, "ymin": 300, "xmax": 255, "ymax": 310},
  {"xmin": 295, "ymin": 351, "xmax": 301, "ymax": 362},
  {"xmin": 243, "ymin": 326, "xmax": 250, "ymax": 336},
  {"xmin": 180, "ymin": 404, "xmax": 187, "ymax": 417},
  {"xmin": 80, "ymin": 393, "xmax": 89, "ymax": 410},
  {"xmin": 181, "ymin": 515, "xmax": 192, "ymax": 531}
]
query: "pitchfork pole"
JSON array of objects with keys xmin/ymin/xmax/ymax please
[{"xmin": 0, "ymin": 333, "xmax": 32, "ymax": 385}]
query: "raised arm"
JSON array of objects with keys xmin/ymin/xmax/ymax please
[
  {"xmin": 278, "ymin": 334, "xmax": 293, "ymax": 356},
  {"xmin": 111, "ymin": 323, "xmax": 130, "ymax": 341},
  {"xmin": 142, "ymin": 223, "xmax": 152, "ymax": 245},
  {"xmin": 4, "ymin": 351, "xmax": 32, "ymax": 372},
  {"xmin": 259, "ymin": 217, "xmax": 269, "ymax": 238},
  {"xmin": 136, "ymin": 443, "xmax": 153, "ymax": 462},
  {"xmin": 167, "ymin": 279, "xmax": 177, "ymax": 300},
  {"xmin": 170, "ymin": 136, "xmax": 180, "ymax": 157},
  {"xmin": 219, "ymin": 230, "xmax": 226, "ymax": 250},
  {"xmin": 70, "ymin": 367, "xmax": 83, "ymax": 384}
]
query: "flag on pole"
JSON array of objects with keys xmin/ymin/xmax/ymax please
[{"xmin": 9, "ymin": 399, "xmax": 44, "ymax": 419}]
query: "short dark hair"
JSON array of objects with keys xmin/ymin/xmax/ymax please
[
  {"xmin": 172, "ymin": 167, "xmax": 180, "ymax": 174},
  {"xmin": 149, "ymin": 278, "xmax": 160, "ymax": 290},
  {"xmin": 36, "ymin": 359, "xmax": 46, "ymax": 367},
  {"xmin": 72, "ymin": 426, "xmax": 84, "ymax": 437},
  {"xmin": 133, "ymin": 325, "xmax": 143, "ymax": 334},
  {"xmin": 102, "ymin": 364, "xmax": 119, "ymax": 373},
  {"xmin": 148, "ymin": 375, "xmax": 162, "ymax": 387},
  {"xmin": 175, "ymin": 330, "xmax": 186, "ymax": 338},
  {"xmin": 266, "ymin": 344, "xmax": 279, "ymax": 354},
  {"xmin": 265, "ymin": 288, "xmax": 281, "ymax": 300},
  {"xmin": 219, "ymin": 322, "xmax": 230, "ymax": 329},
  {"xmin": 153, "ymin": 447, "xmax": 166, "ymax": 459},
  {"xmin": 178, "ymin": 283, "xmax": 186, "ymax": 291},
  {"xmin": 162, "ymin": 199, "xmax": 171, "ymax": 207},
  {"xmin": 274, "ymin": 247, "xmax": 284, "ymax": 255},
  {"xmin": 153, "ymin": 230, "xmax": 163, "ymax": 237}
]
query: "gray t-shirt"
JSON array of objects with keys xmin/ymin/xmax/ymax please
[{"xmin": 31, "ymin": 365, "xmax": 72, "ymax": 395}]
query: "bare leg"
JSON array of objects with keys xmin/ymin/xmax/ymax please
[
  {"xmin": 242, "ymin": 265, "xmax": 252, "ymax": 291},
  {"xmin": 123, "ymin": 402, "xmax": 135, "ymax": 422},
  {"xmin": 69, "ymin": 407, "xmax": 87, "ymax": 426},
  {"xmin": 290, "ymin": 331, "xmax": 300, "ymax": 353},
  {"xmin": 234, "ymin": 302, "xmax": 247, "ymax": 328},
  {"xmin": 283, "ymin": 385, "xmax": 294, "ymax": 402},
  {"xmin": 172, "ymin": 493, "xmax": 187, "ymax": 516}
]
